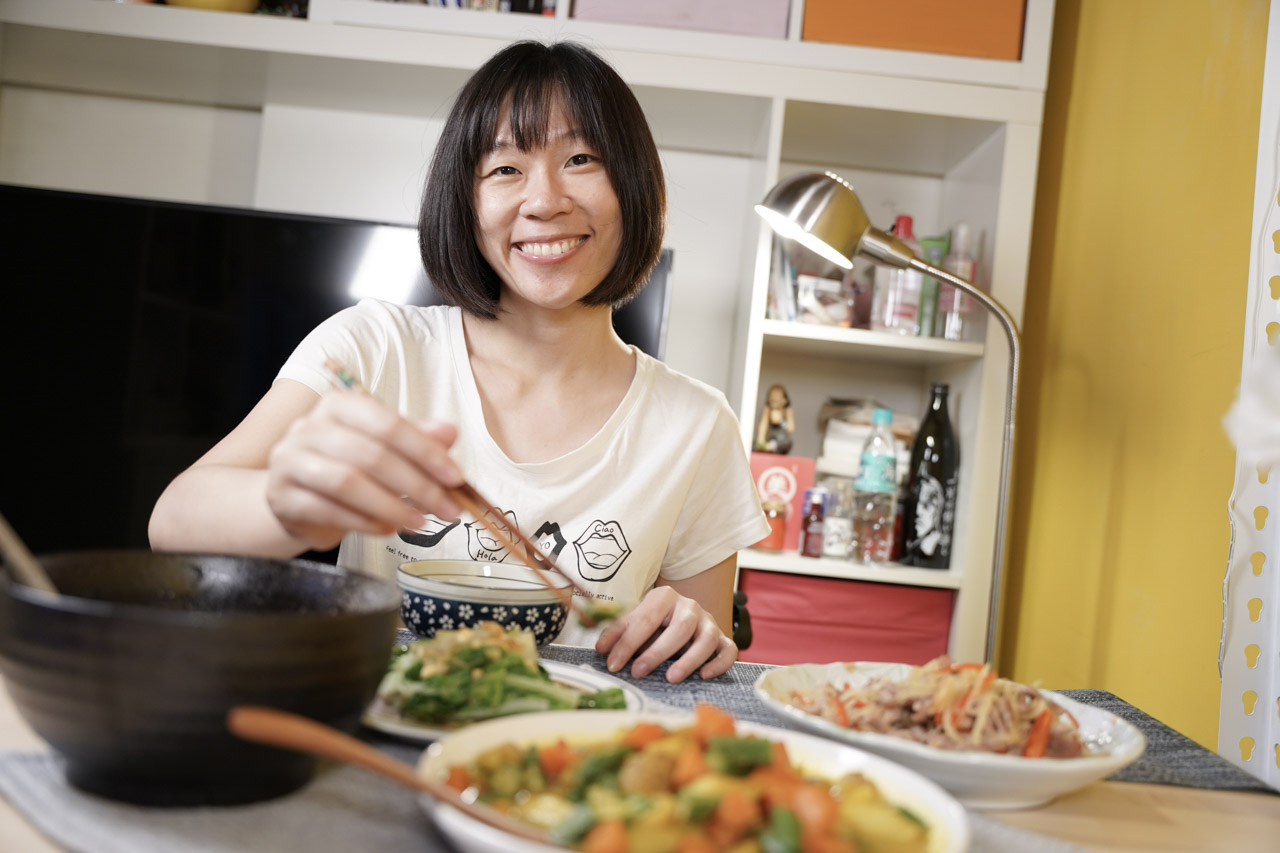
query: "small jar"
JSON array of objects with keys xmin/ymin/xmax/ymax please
[{"xmin": 759, "ymin": 501, "xmax": 787, "ymax": 551}]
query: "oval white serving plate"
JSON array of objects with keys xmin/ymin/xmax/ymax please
[
  {"xmin": 753, "ymin": 661, "xmax": 1146, "ymax": 810},
  {"xmin": 362, "ymin": 660, "xmax": 646, "ymax": 742},
  {"xmin": 417, "ymin": 708, "xmax": 970, "ymax": 853}
]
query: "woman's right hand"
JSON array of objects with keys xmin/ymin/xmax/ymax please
[{"xmin": 263, "ymin": 390, "xmax": 465, "ymax": 552}]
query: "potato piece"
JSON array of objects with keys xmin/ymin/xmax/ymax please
[
  {"xmin": 618, "ymin": 749, "xmax": 677, "ymax": 794},
  {"xmin": 514, "ymin": 792, "xmax": 578, "ymax": 831},
  {"xmin": 841, "ymin": 800, "xmax": 928, "ymax": 853}
]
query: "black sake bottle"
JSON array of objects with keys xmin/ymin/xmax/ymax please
[{"xmin": 901, "ymin": 383, "xmax": 959, "ymax": 568}]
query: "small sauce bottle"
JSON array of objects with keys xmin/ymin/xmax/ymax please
[{"xmin": 797, "ymin": 488, "xmax": 827, "ymax": 558}]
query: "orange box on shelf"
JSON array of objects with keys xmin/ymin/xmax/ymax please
[
  {"xmin": 801, "ymin": 0, "xmax": 1026, "ymax": 61},
  {"xmin": 737, "ymin": 570, "xmax": 954, "ymax": 666},
  {"xmin": 749, "ymin": 452, "xmax": 815, "ymax": 552},
  {"xmin": 572, "ymin": 0, "xmax": 792, "ymax": 39}
]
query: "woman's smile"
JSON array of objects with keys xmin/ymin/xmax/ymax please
[{"xmin": 512, "ymin": 235, "xmax": 589, "ymax": 260}]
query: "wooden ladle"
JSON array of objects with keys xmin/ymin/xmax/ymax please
[
  {"xmin": 227, "ymin": 706, "xmax": 550, "ymax": 845},
  {"xmin": 0, "ymin": 511, "xmax": 59, "ymax": 594}
]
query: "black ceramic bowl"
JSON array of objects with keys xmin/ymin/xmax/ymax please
[{"xmin": 0, "ymin": 550, "xmax": 400, "ymax": 806}]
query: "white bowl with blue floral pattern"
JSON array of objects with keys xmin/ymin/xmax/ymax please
[{"xmin": 396, "ymin": 560, "xmax": 571, "ymax": 645}]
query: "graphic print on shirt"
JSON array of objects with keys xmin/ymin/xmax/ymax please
[
  {"xmin": 397, "ymin": 516, "xmax": 461, "ymax": 549},
  {"xmin": 531, "ymin": 520, "xmax": 568, "ymax": 564},
  {"xmin": 466, "ymin": 506, "xmax": 521, "ymax": 562},
  {"xmin": 574, "ymin": 520, "xmax": 631, "ymax": 582}
]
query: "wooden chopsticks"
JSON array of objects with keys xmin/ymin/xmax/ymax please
[{"xmin": 321, "ymin": 359, "xmax": 598, "ymax": 627}]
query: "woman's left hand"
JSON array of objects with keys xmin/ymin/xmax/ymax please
[{"xmin": 594, "ymin": 586, "xmax": 738, "ymax": 683}]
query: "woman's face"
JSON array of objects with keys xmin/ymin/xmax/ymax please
[{"xmin": 472, "ymin": 97, "xmax": 623, "ymax": 314}]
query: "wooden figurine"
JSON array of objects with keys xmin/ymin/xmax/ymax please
[{"xmin": 755, "ymin": 383, "xmax": 796, "ymax": 454}]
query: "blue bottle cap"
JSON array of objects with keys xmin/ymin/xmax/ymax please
[{"xmin": 872, "ymin": 408, "xmax": 893, "ymax": 425}]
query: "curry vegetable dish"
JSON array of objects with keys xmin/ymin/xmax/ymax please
[
  {"xmin": 788, "ymin": 656, "xmax": 1085, "ymax": 758},
  {"xmin": 445, "ymin": 703, "xmax": 931, "ymax": 853},
  {"xmin": 375, "ymin": 622, "xmax": 627, "ymax": 725}
]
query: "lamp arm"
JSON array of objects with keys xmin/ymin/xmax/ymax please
[{"xmin": 907, "ymin": 258, "xmax": 1020, "ymax": 664}]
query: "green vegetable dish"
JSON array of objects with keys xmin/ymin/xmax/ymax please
[{"xmin": 375, "ymin": 621, "xmax": 628, "ymax": 725}]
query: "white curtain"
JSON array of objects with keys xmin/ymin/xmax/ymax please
[{"xmin": 1218, "ymin": 0, "xmax": 1280, "ymax": 790}]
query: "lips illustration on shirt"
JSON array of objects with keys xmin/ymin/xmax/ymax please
[
  {"xmin": 465, "ymin": 507, "xmax": 520, "ymax": 562},
  {"xmin": 397, "ymin": 516, "xmax": 461, "ymax": 549},
  {"xmin": 573, "ymin": 520, "xmax": 630, "ymax": 582},
  {"xmin": 532, "ymin": 520, "xmax": 568, "ymax": 563}
]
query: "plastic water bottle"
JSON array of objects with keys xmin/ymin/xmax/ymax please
[{"xmin": 851, "ymin": 408, "xmax": 899, "ymax": 565}]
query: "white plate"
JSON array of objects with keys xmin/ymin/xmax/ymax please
[
  {"xmin": 417, "ymin": 708, "xmax": 970, "ymax": 853},
  {"xmin": 753, "ymin": 661, "xmax": 1146, "ymax": 810},
  {"xmin": 362, "ymin": 660, "xmax": 646, "ymax": 742}
]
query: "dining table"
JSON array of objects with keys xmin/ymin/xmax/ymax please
[{"xmin": 0, "ymin": 636, "xmax": 1277, "ymax": 853}]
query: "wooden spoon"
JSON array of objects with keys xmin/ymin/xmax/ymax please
[
  {"xmin": 0, "ymin": 511, "xmax": 59, "ymax": 594},
  {"xmin": 227, "ymin": 706, "xmax": 551, "ymax": 844}
]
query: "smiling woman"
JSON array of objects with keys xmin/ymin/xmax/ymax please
[{"xmin": 147, "ymin": 40, "xmax": 769, "ymax": 685}]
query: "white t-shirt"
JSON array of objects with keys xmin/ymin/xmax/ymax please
[{"xmin": 277, "ymin": 300, "xmax": 769, "ymax": 645}]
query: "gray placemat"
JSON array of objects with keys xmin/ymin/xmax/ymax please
[
  {"xmin": 538, "ymin": 643, "xmax": 777, "ymax": 723},
  {"xmin": 0, "ymin": 749, "xmax": 446, "ymax": 853},
  {"xmin": 0, "ymin": 749, "xmax": 1090, "ymax": 853},
  {"xmin": 1056, "ymin": 689, "xmax": 1275, "ymax": 793}
]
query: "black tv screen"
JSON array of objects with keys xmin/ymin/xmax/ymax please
[{"xmin": 0, "ymin": 184, "xmax": 671, "ymax": 557}]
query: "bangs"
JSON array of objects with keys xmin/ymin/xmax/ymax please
[{"xmin": 480, "ymin": 77, "xmax": 608, "ymax": 156}]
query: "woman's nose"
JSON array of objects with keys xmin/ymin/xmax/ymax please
[{"xmin": 520, "ymin": 169, "xmax": 572, "ymax": 218}]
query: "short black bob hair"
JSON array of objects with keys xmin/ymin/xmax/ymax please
[{"xmin": 419, "ymin": 40, "xmax": 667, "ymax": 319}]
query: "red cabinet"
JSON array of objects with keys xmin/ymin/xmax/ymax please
[{"xmin": 737, "ymin": 569, "xmax": 953, "ymax": 666}]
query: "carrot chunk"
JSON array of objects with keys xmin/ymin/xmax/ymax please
[
  {"xmin": 537, "ymin": 738, "xmax": 575, "ymax": 780},
  {"xmin": 675, "ymin": 833, "xmax": 717, "ymax": 853},
  {"xmin": 445, "ymin": 765, "xmax": 471, "ymax": 793},
  {"xmin": 693, "ymin": 703, "xmax": 736, "ymax": 747},
  {"xmin": 621, "ymin": 721, "xmax": 669, "ymax": 750},
  {"xmin": 672, "ymin": 742, "xmax": 711, "ymax": 788},
  {"xmin": 583, "ymin": 818, "xmax": 628, "ymax": 853},
  {"xmin": 708, "ymin": 788, "xmax": 762, "ymax": 846},
  {"xmin": 791, "ymin": 783, "xmax": 838, "ymax": 837}
]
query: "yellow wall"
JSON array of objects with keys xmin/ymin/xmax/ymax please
[{"xmin": 1003, "ymin": 0, "xmax": 1269, "ymax": 747}]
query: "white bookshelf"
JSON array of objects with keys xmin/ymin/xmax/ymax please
[{"xmin": 0, "ymin": 0, "xmax": 1055, "ymax": 662}]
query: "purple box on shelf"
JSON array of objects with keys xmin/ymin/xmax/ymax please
[{"xmin": 572, "ymin": 0, "xmax": 791, "ymax": 39}]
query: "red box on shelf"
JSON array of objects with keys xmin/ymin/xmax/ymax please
[
  {"xmin": 749, "ymin": 453, "xmax": 815, "ymax": 552},
  {"xmin": 737, "ymin": 570, "xmax": 953, "ymax": 666}
]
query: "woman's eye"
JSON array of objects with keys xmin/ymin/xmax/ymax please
[
  {"xmin": 567, "ymin": 153, "xmax": 597, "ymax": 167},
  {"xmin": 492, "ymin": 165, "xmax": 520, "ymax": 176}
]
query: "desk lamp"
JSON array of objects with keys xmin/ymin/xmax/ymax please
[{"xmin": 755, "ymin": 170, "xmax": 1021, "ymax": 664}]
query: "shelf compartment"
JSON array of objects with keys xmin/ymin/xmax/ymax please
[
  {"xmin": 760, "ymin": 319, "xmax": 984, "ymax": 365},
  {"xmin": 739, "ymin": 548, "xmax": 963, "ymax": 589}
]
